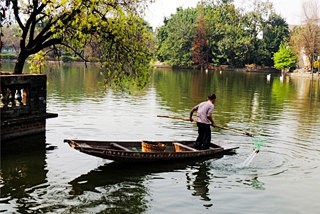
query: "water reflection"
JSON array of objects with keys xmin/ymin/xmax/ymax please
[
  {"xmin": 0, "ymin": 134, "xmax": 47, "ymax": 213},
  {"xmin": 186, "ymin": 162, "xmax": 213, "ymax": 208},
  {"xmin": 239, "ymin": 175, "xmax": 265, "ymax": 190},
  {"xmin": 68, "ymin": 163, "xmax": 148, "ymax": 213},
  {"xmin": 45, "ymin": 63, "xmax": 106, "ymax": 101},
  {"xmin": 1, "ymin": 62, "xmax": 320, "ymax": 213},
  {"xmin": 68, "ymin": 162, "xmax": 200, "ymax": 213},
  {"xmin": 153, "ymin": 70, "xmax": 320, "ymax": 137}
]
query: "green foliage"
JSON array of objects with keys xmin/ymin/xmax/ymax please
[
  {"xmin": 99, "ymin": 15, "xmax": 153, "ymax": 90},
  {"xmin": 273, "ymin": 43, "xmax": 296, "ymax": 71},
  {"xmin": 206, "ymin": 1, "xmax": 248, "ymax": 67},
  {"xmin": 2, "ymin": 0, "xmax": 153, "ymax": 89},
  {"xmin": 156, "ymin": 7, "xmax": 197, "ymax": 67},
  {"xmin": 258, "ymin": 13, "xmax": 289, "ymax": 66},
  {"xmin": 28, "ymin": 51, "xmax": 47, "ymax": 74},
  {"xmin": 155, "ymin": 0, "xmax": 289, "ymax": 68},
  {"xmin": 240, "ymin": 0, "xmax": 273, "ymax": 65}
]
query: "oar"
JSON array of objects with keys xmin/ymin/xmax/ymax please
[{"xmin": 157, "ymin": 115, "xmax": 254, "ymax": 137}]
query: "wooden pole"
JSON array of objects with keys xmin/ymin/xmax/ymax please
[{"xmin": 157, "ymin": 115, "xmax": 254, "ymax": 137}]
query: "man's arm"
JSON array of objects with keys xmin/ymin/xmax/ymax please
[
  {"xmin": 190, "ymin": 107, "xmax": 197, "ymax": 122},
  {"xmin": 207, "ymin": 114, "xmax": 215, "ymax": 127}
]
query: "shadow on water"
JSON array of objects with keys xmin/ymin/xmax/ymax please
[{"xmin": 0, "ymin": 134, "xmax": 48, "ymax": 213}]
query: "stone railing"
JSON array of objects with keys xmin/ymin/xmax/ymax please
[
  {"xmin": 1, "ymin": 74, "xmax": 47, "ymax": 119},
  {"xmin": 1, "ymin": 73, "xmax": 57, "ymax": 140}
]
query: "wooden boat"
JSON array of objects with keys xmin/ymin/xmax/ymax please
[{"xmin": 64, "ymin": 139, "xmax": 239, "ymax": 163}]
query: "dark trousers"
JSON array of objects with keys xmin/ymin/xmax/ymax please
[{"xmin": 195, "ymin": 122, "xmax": 211, "ymax": 150}]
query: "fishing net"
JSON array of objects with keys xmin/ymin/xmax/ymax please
[{"xmin": 253, "ymin": 137, "xmax": 266, "ymax": 151}]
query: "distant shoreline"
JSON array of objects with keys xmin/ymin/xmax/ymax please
[
  {"xmin": 2, "ymin": 59, "xmax": 319, "ymax": 79},
  {"xmin": 286, "ymin": 72, "xmax": 320, "ymax": 79}
]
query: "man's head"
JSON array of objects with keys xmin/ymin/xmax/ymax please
[{"xmin": 208, "ymin": 93, "xmax": 216, "ymax": 103}]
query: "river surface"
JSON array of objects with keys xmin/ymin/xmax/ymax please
[{"xmin": 1, "ymin": 63, "xmax": 320, "ymax": 213}]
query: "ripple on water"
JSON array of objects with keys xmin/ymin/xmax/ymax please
[{"xmin": 208, "ymin": 131, "xmax": 320, "ymax": 184}]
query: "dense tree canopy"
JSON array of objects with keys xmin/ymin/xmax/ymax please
[
  {"xmin": 206, "ymin": 0, "xmax": 248, "ymax": 67},
  {"xmin": 156, "ymin": 7, "xmax": 197, "ymax": 67},
  {"xmin": 156, "ymin": 0, "xmax": 289, "ymax": 68},
  {"xmin": 0, "ymin": 0, "xmax": 153, "ymax": 88},
  {"xmin": 258, "ymin": 13, "xmax": 289, "ymax": 66}
]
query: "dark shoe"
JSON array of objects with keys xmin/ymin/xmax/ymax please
[
  {"xmin": 201, "ymin": 144, "xmax": 209, "ymax": 150},
  {"xmin": 194, "ymin": 142, "xmax": 201, "ymax": 150}
]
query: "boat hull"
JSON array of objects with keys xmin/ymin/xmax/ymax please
[{"xmin": 64, "ymin": 140, "xmax": 238, "ymax": 163}]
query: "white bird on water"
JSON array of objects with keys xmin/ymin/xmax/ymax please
[{"xmin": 266, "ymin": 74, "xmax": 271, "ymax": 81}]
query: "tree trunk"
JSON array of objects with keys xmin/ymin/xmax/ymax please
[
  {"xmin": 0, "ymin": 35, "xmax": 2, "ymax": 71},
  {"xmin": 14, "ymin": 52, "xmax": 28, "ymax": 74}
]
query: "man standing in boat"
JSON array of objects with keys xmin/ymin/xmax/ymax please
[{"xmin": 189, "ymin": 93, "xmax": 216, "ymax": 150}]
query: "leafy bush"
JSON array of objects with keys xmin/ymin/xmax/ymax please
[{"xmin": 273, "ymin": 43, "xmax": 296, "ymax": 72}]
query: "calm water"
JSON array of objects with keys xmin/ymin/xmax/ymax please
[{"xmin": 1, "ymin": 63, "xmax": 320, "ymax": 213}]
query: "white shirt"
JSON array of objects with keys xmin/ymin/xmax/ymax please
[{"xmin": 194, "ymin": 100, "xmax": 214, "ymax": 124}]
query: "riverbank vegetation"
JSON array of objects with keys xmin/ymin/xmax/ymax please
[{"xmin": 0, "ymin": 0, "xmax": 153, "ymax": 89}]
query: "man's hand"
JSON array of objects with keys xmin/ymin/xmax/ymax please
[{"xmin": 190, "ymin": 118, "xmax": 194, "ymax": 122}]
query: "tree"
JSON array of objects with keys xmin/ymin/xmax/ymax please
[
  {"xmin": 0, "ymin": 0, "xmax": 152, "ymax": 82},
  {"xmin": 155, "ymin": 0, "xmax": 288, "ymax": 69},
  {"xmin": 302, "ymin": 0, "xmax": 320, "ymax": 72},
  {"xmin": 273, "ymin": 42, "xmax": 296, "ymax": 72},
  {"xmin": 241, "ymin": 0, "xmax": 277, "ymax": 65},
  {"xmin": 156, "ymin": 7, "xmax": 197, "ymax": 67},
  {"xmin": 1, "ymin": 26, "xmax": 20, "ymax": 55},
  {"xmin": 0, "ymin": 4, "xmax": 5, "ymax": 67},
  {"xmin": 259, "ymin": 13, "xmax": 289, "ymax": 66},
  {"xmin": 192, "ymin": 5, "xmax": 209, "ymax": 70},
  {"xmin": 290, "ymin": 0, "xmax": 320, "ymax": 72},
  {"xmin": 98, "ymin": 17, "xmax": 153, "ymax": 89},
  {"xmin": 205, "ymin": 0, "xmax": 249, "ymax": 67}
]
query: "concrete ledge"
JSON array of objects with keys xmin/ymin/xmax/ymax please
[{"xmin": 1, "ymin": 113, "xmax": 58, "ymax": 126}]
